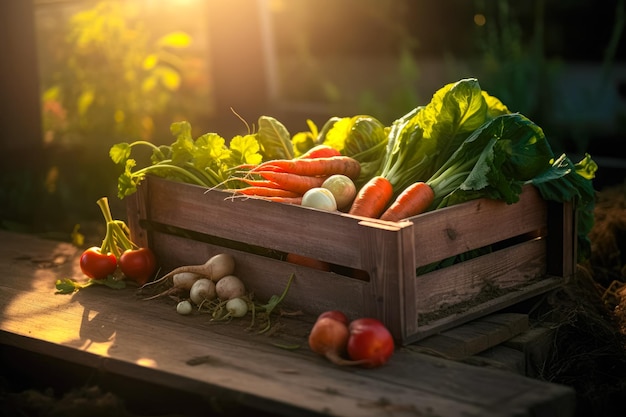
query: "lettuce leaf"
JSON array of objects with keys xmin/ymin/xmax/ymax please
[
  {"xmin": 427, "ymin": 113, "xmax": 554, "ymax": 209},
  {"xmin": 379, "ymin": 78, "xmax": 511, "ymax": 199},
  {"xmin": 531, "ymin": 153, "xmax": 598, "ymax": 261}
]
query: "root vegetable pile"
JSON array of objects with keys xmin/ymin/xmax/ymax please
[{"xmin": 140, "ymin": 254, "xmax": 295, "ymax": 334}]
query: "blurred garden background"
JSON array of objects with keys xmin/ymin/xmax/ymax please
[{"xmin": 1, "ymin": 0, "xmax": 625, "ymax": 238}]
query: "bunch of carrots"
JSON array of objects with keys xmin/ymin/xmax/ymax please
[
  {"xmin": 229, "ymin": 142, "xmax": 430, "ymax": 221},
  {"xmin": 349, "ymin": 176, "xmax": 433, "ymax": 222},
  {"xmin": 228, "ymin": 145, "xmax": 361, "ymax": 205}
]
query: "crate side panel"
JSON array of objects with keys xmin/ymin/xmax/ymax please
[
  {"xmin": 143, "ymin": 176, "xmax": 365, "ymax": 268},
  {"xmin": 357, "ymin": 220, "xmax": 415, "ymax": 340},
  {"xmin": 410, "ymin": 185, "xmax": 547, "ymax": 267},
  {"xmin": 406, "ymin": 277, "xmax": 562, "ymax": 343},
  {"xmin": 150, "ymin": 231, "xmax": 368, "ymax": 319},
  {"xmin": 414, "ymin": 238, "xmax": 547, "ymax": 316}
]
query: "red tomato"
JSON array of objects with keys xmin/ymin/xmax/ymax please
[
  {"xmin": 80, "ymin": 247, "xmax": 117, "ymax": 279},
  {"xmin": 118, "ymin": 247, "xmax": 157, "ymax": 285},
  {"xmin": 346, "ymin": 318, "xmax": 395, "ymax": 368}
]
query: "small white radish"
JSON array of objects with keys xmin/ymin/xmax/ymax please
[
  {"xmin": 176, "ymin": 300, "xmax": 193, "ymax": 315},
  {"xmin": 225, "ymin": 297, "xmax": 248, "ymax": 318},
  {"xmin": 215, "ymin": 275, "xmax": 246, "ymax": 300},
  {"xmin": 189, "ymin": 278, "xmax": 217, "ymax": 306}
]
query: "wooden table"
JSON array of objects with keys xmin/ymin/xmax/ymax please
[{"xmin": 0, "ymin": 230, "xmax": 576, "ymax": 417}]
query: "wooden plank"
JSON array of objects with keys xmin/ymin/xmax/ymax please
[
  {"xmin": 409, "ymin": 313, "xmax": 529, "ymax": 359},
  {"xmin": 0, "ymin": 230, "xmax": 576, "ymax": 417},
  {"xmin": 504, "ymin": 325, "xmax": 557, "ymax": 378},
  {"xmin": 410, "ymin": 185, "xmax": 547, "ymax": 267},
  {"xmin": 472, "ymin": 345, "xmax": 527, "ymax": 375},
  {"xmin": 408, "ymin": 277, "xmax": 562, "ymax": 342},
  {"xmin": 415, "ymin": 239, "xmax": 547, "ymax": 314},
  {"xmin": 143, "ymin": 176, "xmax": 368, "ymax": 268}
]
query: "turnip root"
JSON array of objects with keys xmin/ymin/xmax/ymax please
[
  {"xmin": 173, "ymin": 272, "xmax": 202, "ymax": 290},
  {"xmin": 140, "ymin": 253, "xmax": 235, "ymax": 300},
  {"xmin": 215, "ymin": 275, "xmax": 246, "ymax": 300},
  {"xmin": 225, "ymin": 297, "xmax": 248, "ymax": 318},
  {"xmin": 176, "ymin": 300, "xmax": 193, "ymax": 315},
  {"xmin": 190, "ymin": 278, "xmax": 217, "ymax": 306},
  {"xmin": 142, "ymin": 253, "xmax": 236, "ymax": 289},
  {"xmin": 142, "ymin": 271, "xmax": 201, "ymax": 301}
]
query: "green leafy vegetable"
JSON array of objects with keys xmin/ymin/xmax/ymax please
[
  {"xmin": 110, "ymin": 120, "xmax": 264, "ymax": 198},
  {"xmin": 256, "ymin": 116, "xmax": 294, "ymax": 161},
  {"xmin": 375, "ymin": 78, "xmax": 511, "ymax": 200},
  {"xmin": 427, "ymin": 113, "xmax": 554, "ymax": 209},
  {"xmin": 531, "ymin": 153, "xmax": 598, "ymax": 261},
  {"xmin": 55, "ymin": 275, "xmax": 126, "ymax": 294},
  {"xmin": 322, "ymin": 115, "xmax": 389, "ymax": 187}
]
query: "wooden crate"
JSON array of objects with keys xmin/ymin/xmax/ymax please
[{"xmin": 126, "ymin": 175, "xmax": 576, "ymax": 345}]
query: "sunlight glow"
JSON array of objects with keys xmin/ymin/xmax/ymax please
[
  {"xmin": 474, "ymin": 14, "xmax": 486, "ymax": 26},
  {"xmin": 136, "ymin": 357, "xmax": 158, "ymax": 368}
]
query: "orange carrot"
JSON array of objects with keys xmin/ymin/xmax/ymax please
[
  {"xmin": 348, "ymin": 176, "xmax": 394, "ymax": 219},
  {"xmin": 300, "ymin": 145, "xmax": 342, "ymax": 159},
  {"xmin": 253, "ymin": 171, "xmax": 328, "ymax": 195},
  {"xmin": 251, "ymin": 156, "xmax": 361, "ymax": 180},
  {"xmin": 379, "ymin": 182, "xmax": 434, "ymax": 222},
  {"xmin": 231, "ymin": 187, "xmax": 302, "ymax": 198}
]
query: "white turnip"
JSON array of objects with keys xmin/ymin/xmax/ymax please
[
  {"xmin": 225, "ymin": 297, "xmax": 248, "ymax": 318},
  {"xmin": 215, "ymin": 275, "xmax": 246, "ymax": 300},
  {"xmin": 176, "ymin": 300, "xmax": 193, "ymax": 315},
  {"xmin": 189, "ymin": 278, "xmax": 217, "ymax": 306}
]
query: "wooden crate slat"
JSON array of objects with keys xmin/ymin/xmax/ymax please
[
  {"xmin": 145, "ymin": 176, "xmax": 366, "ymax": 268},
  {"xmin": 407, "ymin": 277, "xmax": 562, "ymax": 342},
  {"xmin": 415, "ymin": 238, "xmax": 547, "ymax": 314},
  {"xmin": 409, "ymin": 313, "xmax": 529, "ymax": 359},
  {"xmin": 410, "ymin": 185, "xmax": 547, "ymax": 267}
]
